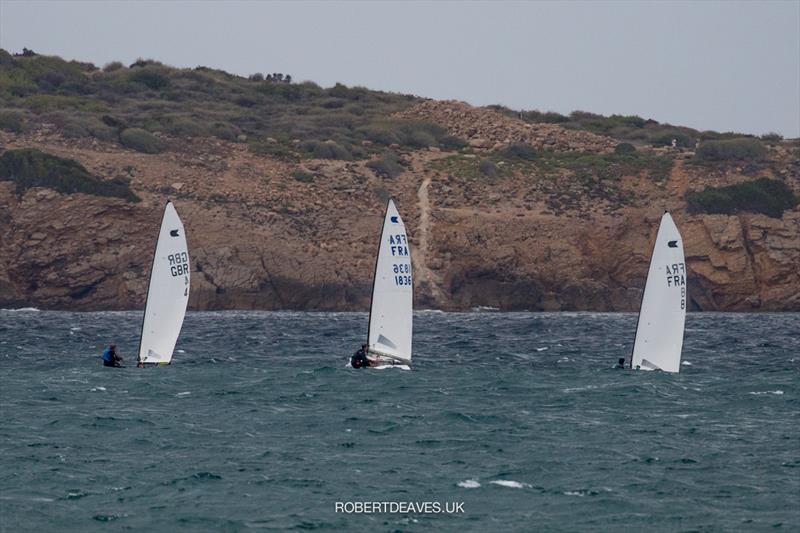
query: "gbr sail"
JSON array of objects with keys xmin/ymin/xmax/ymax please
[
  {"xmin": 631, "ymin": 212, "xmax": 686, "ymax": 373},
  {"xmin": 367, "ymin": 199, "xmax": 413, "ymax": 364},
  {"xmin": 137, "ymin": 201, "xmax": 190, "ymax": 364}
]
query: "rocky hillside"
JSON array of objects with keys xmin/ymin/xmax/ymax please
[{"xmin": 1, "ymin": 51, "xmax": 798, "ymax": 311}]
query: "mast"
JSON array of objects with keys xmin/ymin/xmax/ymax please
[
  {"xmin": 137, "ymin": 200, "xmax": 171, "ymax": 363},
  {"xmin": 629, "ymin": 211, "xmax": 666, "ymax": 369},
  {"xmin": 366, "ymin": 198, "xmax": 391, "ymax": 348}
]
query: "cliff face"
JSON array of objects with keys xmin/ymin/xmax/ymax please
[{"xmin": 1, "ymin": 102, "xmax": 798, "ymax": 312}]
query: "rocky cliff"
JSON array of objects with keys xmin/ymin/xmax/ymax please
[{"xmin": 1, "ymin": 101, "xmax": 798, "ymax": 312}]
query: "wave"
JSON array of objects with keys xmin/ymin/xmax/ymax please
[{"xmin": 490, "ymin": 480, "xmax": 529, "ymax": 489}]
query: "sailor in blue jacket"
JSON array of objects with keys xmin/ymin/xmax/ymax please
[{"xmin": 102, "ymin": 344, "xmax": 123, "ymax": 367}]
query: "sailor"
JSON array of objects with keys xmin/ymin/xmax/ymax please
[
  {"xmin": 102, "ymin": 344, "xmax": 123, "ymax": 368},
  {"xmin": 614, "ymin": 357, "xmax": 626, "ymax": 369},
  {"xmin": 351, "ymin": 344, "xmax": 371, "ymax": 369}
]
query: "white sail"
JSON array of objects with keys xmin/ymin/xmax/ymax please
[
  {"xmin": 631, "ymin": 212, "xmax": 686, "ymax": 373},
  {"xmin": 137, "ymin": 201, "xmax": 190, "ymax": 364},
  {"xmin": 367, "ymin": 199, "xmax": 413, "ymax": 364}
]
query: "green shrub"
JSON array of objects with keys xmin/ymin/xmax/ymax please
[
  {"xmin": 367, "ymin": 152, "xmax": 404, "ymax": 178},
  {"xmin": 0, "ymin": 110, "xmax": 24, "ymax": 132},
  {"xmin": 695, "ymin": 138, "xmax": 766, "ymax": 162},
  {"xmin": 760, "ymin": 132, "xmax": 783, "ymax": 143},
  {"xmin": 501, "ymin": 143, "xmax": 537, "ymax": 161},
  {"xmin": 291, "ymin": 170, "xmax": 314, "ymax": 183},
  {"xmin": 685, "ymin": 177, "xmax": 798, "ymax": 218},
  {"xmin": 129, "ymin": 67, "xmax": 170, "ymax": 90},
  {"xmin": 439, "ymin": 135, "xmax": 467, "ymax": 150},
  {"xmin": 614, "ymin": 142, "xmax": 636, "ymax": 154},
  {"xmin": 165, "ymin": 117, "xmax": 207, "ymax": 137},
  {"xmin": 305, "ymin": 140, "xmax": 352, "ymax": 160},
  {"xmin": 120, "ymin": 128, "xmax": 164, "ymax": 153},
  {"xmin": 210, "ymin": 121, "xmax": 241, "ymax": 141},
  {"xmin": 103, "ymin": 61, "xmax": 124, "ymax": 72},
  {"xmin": 248, "ymin": 139, "xmax": 295, "ymax": 158},
  {"xmin": 650, "ymin": 130, "xmax": 695, "ymax": 148},
  {"xmin": 0, "ymin": 148, "xmax": 139, "ymax": 201},
  {"xmin": 478, "ymin": 159, "xmax": 498, "ymax": 178}
]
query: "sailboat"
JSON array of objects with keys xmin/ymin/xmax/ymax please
[
  {"xmin": 137, "ymin": 201, "xmax": 190, "ymax": 366},
  {"xmin": 360, "ymin": 198, "xmax": 413, "ymax": 368},
  {"xmin": 630, "ymin": 212, "xmax": 686, "ymax": 373}
]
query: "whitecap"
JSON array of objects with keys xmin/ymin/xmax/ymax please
[
  {"xmin": 177, "ymin": 349, "xmax": 186, "ymax": 353},
  {"xmin": 457, "ymin": 479, "xmax": 481, "ymax": 488},
  {"xmin": 490, "ymin": 480, "xmax": 529, "ymax": 489},
  {"xmin": 176, "ymin": 391, "xmax": 191, "ymax": 397},
  {"xmin": 681, "ymin": 361, "xmax": 692, "ymax": 366},
  {"xmin": 2, "ymin": 307, "xmax": 40, "ymax": 312},
  {"xmin": 535, "ymin": 347, "xmax": 548, "ymax": 352},
  {"xmin": 373, "ymin": 364, "xmax": 411, "ymax": 371},
  {"xmin": 563, "ymin": 385, "xmax": 597, "ymax": 393},
  {"xmin": 90, "ymin": 386, "xmax": 107, "ymax": 392},
  {"xmin": 748, "ymin": 390, "xmax": 784, "ymax": 396}
]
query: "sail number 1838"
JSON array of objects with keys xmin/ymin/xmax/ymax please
[
  {"xmin": 168, "ymin": 252, "xmax": 189, "ymax": 277},
  {"xmin": 393, "ymin": 263, "xmax": 411, "ymax": 286}
]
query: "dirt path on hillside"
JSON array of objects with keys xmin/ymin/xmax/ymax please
[
  {"xmin": 669, "ymin": 157, "xmax": 690, "ymax": 197},
  {"xmin": 413, "ymin": 168, "xmax": 445, "ymax": 305}
]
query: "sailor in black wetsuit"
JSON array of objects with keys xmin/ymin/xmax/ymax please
[
  {"xmin": 614, "ymin": 357, "xmax": 626, "ymax": 369},
  {"xmin": 351, "ymin": 344, "xmax": 370, "ymax": 369},
  {"xmin": 102, "ymin": 344, "xmax": 123, "ymax": 367}
]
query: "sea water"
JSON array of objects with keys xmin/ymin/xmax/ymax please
[{"xmin": 0, "ymin": 310, "xmax": 798, "ymax": 531}]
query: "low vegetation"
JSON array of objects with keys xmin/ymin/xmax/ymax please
[
  {"xmin": 694, "ymin": 138, "xmax": 766, "ymax": 162},
  {"xmin": 120, "ymin": 128, "xmax": 164, "ymax": 153},
  {"xmin": 488, "ymin": 105, "xmax": 755, "ymax": 148},
  {"xmin": 0, "ymin": 49, "xmax": 467, "ymax": 159},
  {"xmin": 0, "ymin": 148, "xmax": 139, "ymax": 201},
  {"xmin": 685, "ymin": 177, "xmax": 797, "ymax": 218},
  {"xmin": 366, "ymin": 152, "xmax": 404, "ymax": 178}
]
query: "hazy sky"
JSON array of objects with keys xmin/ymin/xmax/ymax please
[{"xmin": 2, "ymin": 0, "xmax": 798, "ymax": 136}]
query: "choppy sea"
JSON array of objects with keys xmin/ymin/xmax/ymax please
[{"xmin": 0, "ymin": 310, "xmax": 798, "ymax": 532}]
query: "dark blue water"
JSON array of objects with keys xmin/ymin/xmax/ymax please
[{"xmin": 1, "ymin": 310, "xmax": 798, "ymax": 532}]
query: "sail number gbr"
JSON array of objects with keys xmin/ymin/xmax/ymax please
[
  {"xmin": 392, "ymin": 263, "xmax": 412, "ymax": 286},
  {"xmin": 168, "ymin": 252, "xmax": 189, "ymax": 277}
]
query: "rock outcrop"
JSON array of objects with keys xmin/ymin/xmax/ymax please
[
  {"xmin": 395, "ymin": 100, "xmax": 617, "ymax": 153},
  {"xmin": 1, "ymin": 104, "xmax": 798, "ymax": 312}
]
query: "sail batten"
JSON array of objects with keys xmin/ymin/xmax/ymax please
[
  {"xmin": 631, "ymin": 212, "xmax": 686, "ymax": 373},
  {"xmin": 137, "ymin": 202, "xmax": 190, "ymax": 364},
  {"xmin": 367, "ymin": 199, "xmax": 413, "ymax": 364}
]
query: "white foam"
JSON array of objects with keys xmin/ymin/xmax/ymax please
[
  {"xmin": 2, "ymin": 307, "xmax": 40, "ymax": 312},
  {"xmin": 373, "ymin": 364, "xmax": 411, "ymax": 371},
  {"xmin": 564, "ymin": 385, "xmax": 597, "ymax": 393},
  {"xmin": 490, "ymin": 480, "xmax": 529, "ymax": 489},
  {"xmin": 457, "ymin": 479, "xmax": 481, "ymax": 488},
  {"xmin": 535, "ymin": 347, "xmax": 549, "ymax": 352},
  {"xmin": 176, "ymin": 391, "xmax": 191, "ymax": 397},
  {"xmin": 748, "ymin": 390, "xmax": 784, "ymax": 396},
  {"xmin": 681, "ymin": 361, "xmax": 692, "ymax": 366},
  {"xmin": 564, "ymin": 491, "xmax": 585, "ymax": 497},
  {"xmin": 90, "ymin": 386, "xmax": 107, "ymax": 392}
]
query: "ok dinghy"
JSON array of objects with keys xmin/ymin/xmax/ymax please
[
  {"xmin": 352, "ymin": 199, "xmax": 413, "ymax": 369},
  {"xmin": 137, "ymin": 201, "xmax": 190, "ymax": 366},
  {"xmin": 630, "ymin": 212, "xmax": 686, "ymax": 373}
]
